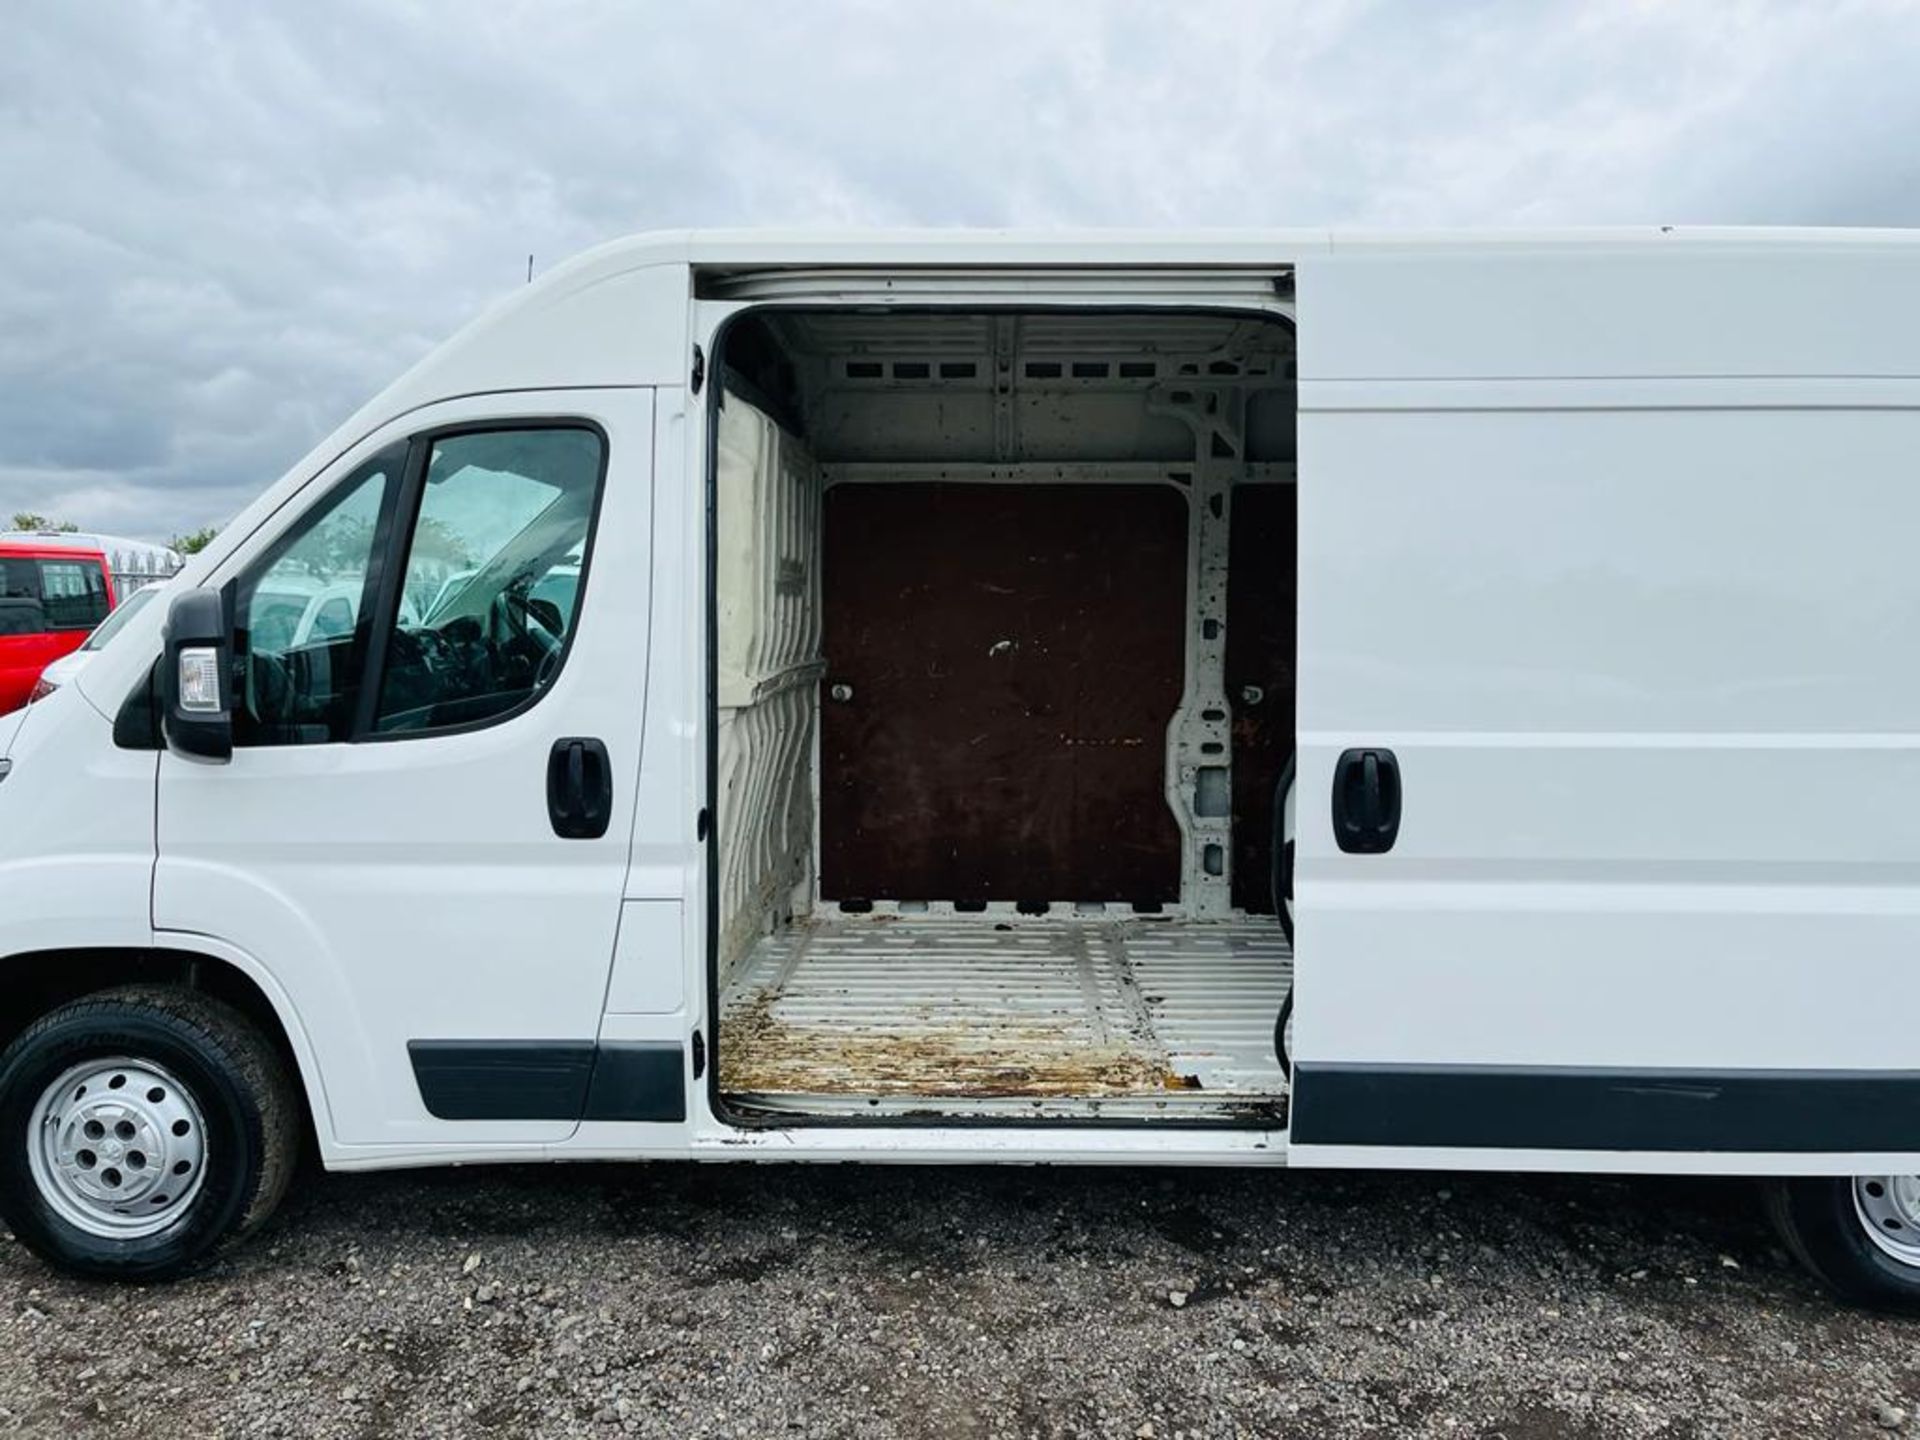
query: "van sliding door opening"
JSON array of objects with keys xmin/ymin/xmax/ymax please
[{"xmin": 708, "ymin": 303, "xmax": 1297, "ymax": 1125}]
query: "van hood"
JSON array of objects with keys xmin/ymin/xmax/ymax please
[{"xmin": 36, "ymin": 647, "xmax": 94, "ymax": 693}]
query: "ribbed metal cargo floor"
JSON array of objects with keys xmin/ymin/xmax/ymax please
[{"xmin": 720, "ymin": 917, "xmax": 1290, "ymax": 1122}]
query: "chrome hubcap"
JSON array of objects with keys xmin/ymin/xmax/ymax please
[
  {"xmin": 27, "ymin": 1058, "xmax": 208, "ymax": 1239},
  {"xmin": 1854, "ymin": 1175, "xmax": 1920, "ymax": 1267}
]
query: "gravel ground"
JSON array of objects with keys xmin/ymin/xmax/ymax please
[{"xmin": 1, "ymin": 1161, "xmax": 1916, "ymax": 1438}]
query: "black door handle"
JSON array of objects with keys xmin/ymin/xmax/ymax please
[
  {"xmin": 1332, "ymin": 748, "xmax": 1401, "ymax": 854},
  {"xmin": 548, "ymin": 737, "xmax": 613, "ymax": 839}
]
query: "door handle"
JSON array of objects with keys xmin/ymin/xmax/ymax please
[
  {"xmin": 1332, "ymin": 747, "xmax": 1401, "ymax": 854},
  {"xmin": 548, "ymin": 737, "xmax": 613, "ymax": 839}
]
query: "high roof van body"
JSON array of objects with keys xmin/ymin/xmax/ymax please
[{"xmin": 4, "ymin": 228, "xmax": 1920, "ymax": 1306}]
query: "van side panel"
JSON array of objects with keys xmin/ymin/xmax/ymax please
[
  {"xmin": 0, "ymin": 694, "xmax": 155, "ymax": 957},
  {"xmin": 1302, "ymin": 236, "xmax": 1920, "ymax": 381},
  {"xmin": 1288, "ymin": 242, "xmax": 1920, "ymax": 1169}
]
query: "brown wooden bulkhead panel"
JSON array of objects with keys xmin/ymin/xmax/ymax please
[
  {"xmin": 820, "ymin": 484, "xmax": 1188, "ymax": 903},
  {"xmin": 1224, "ymin": 482, "xmax": 1298, "ymax": 913}
]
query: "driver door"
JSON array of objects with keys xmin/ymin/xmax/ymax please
[{"xmin": 154, "ymin": 390, "xmax": 655, "ymax": 1151}]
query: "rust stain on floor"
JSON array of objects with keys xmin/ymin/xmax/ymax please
[{"xmin": 720, "ymin": 995, "xmax": 1197, "ymax": 1099}]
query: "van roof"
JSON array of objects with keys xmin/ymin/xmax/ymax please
[
  {"xmin": 166, "ymin": 223, "xmax": 1920, "ymax": 617},
  {"xmin": 564, "ymin": 223, "xmax": 1920, "ymax": 271},
  {"xmin": 482, "ymin": 224, "xmax": 1916, "ymax": 301},
  {"xmin": 387, "ymin": 222, "xmax": 1920, "ymax": 427},
  {"xmin": 711, "ymin": 223, "xmax": 1920, "ymax": 271}
]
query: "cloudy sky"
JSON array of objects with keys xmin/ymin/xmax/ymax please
[{"xmin": 4, "ymin": 0, "xmax": 1918, "ymax": 541}]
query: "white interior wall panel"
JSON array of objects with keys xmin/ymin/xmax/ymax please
[{"xmin": 714, "ymin": 390, "xmax": 823, "ymax": 986}]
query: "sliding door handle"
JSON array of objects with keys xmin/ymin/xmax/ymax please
[{"xmin": 1332, "ymin": 747, "xmax": 1401, "ymax": 854}]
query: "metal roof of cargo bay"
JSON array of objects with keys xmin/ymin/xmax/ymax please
[{"xmin": 569, "ymin": 224, "xmax": 1920, "ymax": 273}]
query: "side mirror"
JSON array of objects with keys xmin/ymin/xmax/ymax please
[{"xmin": 160, "ymin": 588, "xmax": 233, "ymax": 763}]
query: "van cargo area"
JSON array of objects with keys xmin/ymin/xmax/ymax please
[{"xmin": 712, "ymin": 306, "xmax": 1297, "ymax": 1124}]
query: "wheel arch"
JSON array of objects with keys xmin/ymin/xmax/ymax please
[{"xmin": 0, "ymin": 941, "xmax": 333, "ymax": 1153}]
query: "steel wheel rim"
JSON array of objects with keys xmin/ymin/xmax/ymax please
[
  {"xmin": 1853, "ymin": 1175, "xmax": 1920, "ymax": 1268},
  {"xmin": 26, "ymin": 1057, "xmax": 209, "ymax": 1240}
]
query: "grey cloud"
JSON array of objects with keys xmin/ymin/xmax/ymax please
[{"xmin": 3, "ymin": 0, "xmax": 1918, "ymax": 538}]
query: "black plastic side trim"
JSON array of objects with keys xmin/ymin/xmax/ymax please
[
  {"xmin": 583, "ymin": 1043, "xmax": 687, "ymax": 1122},
  {"xmin": 408, "ymin": 1041, "xmax": 595, "ymax": 1121},
  {"xmin": 1291, "ymin": 1063, "xmax": 1920, "ymax": 1152},
  {"xmin": 408, "ymin": 1040, "xmax": 687, "ymax": 1123}
]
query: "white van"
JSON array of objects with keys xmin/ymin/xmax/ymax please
[{"xmin": 4, "ymin": 229, "xmax": 1919, "ymax": 1307}]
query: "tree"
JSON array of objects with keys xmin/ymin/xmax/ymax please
[
  {"xmin": 11, "ymin": 513, "xmax": 79, "ymax": 533},
  {"xmin": 170, "ymin": 526, "xmax": 220, "ymax": 555}
]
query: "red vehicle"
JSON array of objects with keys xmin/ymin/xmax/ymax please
[{"xmin": 0, "ymin": 540, "xmax": 115, "ymax": 714}]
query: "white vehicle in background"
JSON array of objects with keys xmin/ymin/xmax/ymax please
[
  {"xmin": 30, "ymin": 586, "xmax": 162, "ymax": 701},
  {"xmin": 0, "ymin": 531, "xmax": 183, "ymax": 599},
  {"xmin": 5, "ymin": 229, "xmax": 1920, "ymax": 1314},
  {"xmin": 250, "ymin": 577, "xmax": 433, "ymax": 652},
  {"xmin": 248, "ymin": 577, "xmax": 366, "ymax": 651}
]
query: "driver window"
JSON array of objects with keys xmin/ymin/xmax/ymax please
[
  {"xmin": 372, "ymin": 426, "xmax": 602, "ymax": 736},
  {"xmin": 234, "ymin": 453, "xmax": 396, "ymax": 747}
]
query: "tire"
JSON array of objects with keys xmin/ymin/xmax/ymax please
[
  {"xmin": 0, "ymin": 985, "xmax": 298, "ymax": 1281},
  {"xmin": 1764, "ymin": 1176, "xmax": 1920, "ymax": 1314}
]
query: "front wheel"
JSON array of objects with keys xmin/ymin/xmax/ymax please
[
  {"xmin": 0, "ymin": 986, "xmax": 299, "ymax": 1281},
  {"xmin": 1765, "ymin": 1175, "xmax": 1920, "ymax": 1313}
]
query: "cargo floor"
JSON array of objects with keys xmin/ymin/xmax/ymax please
[{"xmin": 719, "ymin": 917, "xmax": 1291, "ymax": 1122}]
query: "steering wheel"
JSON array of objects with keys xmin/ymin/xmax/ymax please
[
  {"xmin": 492, "ymin": 589, "xmax": 564, "ymax": 664},
  {"xmin": 249, "ymin": 648, "xmax": 294, "ymax": 727},
  {"xmin": 385, "ymin": 623, "xmax": 451, "ymax": 685}
]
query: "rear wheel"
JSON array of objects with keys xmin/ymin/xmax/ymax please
[
  {"xmin": 0, "ymin": 986, "xmax": 298, "ymax": 1281},
  {"xmin": 1765, "ymin": 1175, "xmax": 1920, "ymax": 1313}
]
